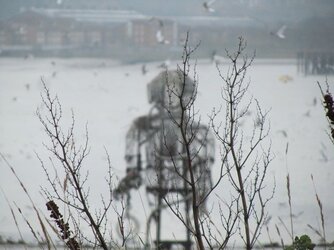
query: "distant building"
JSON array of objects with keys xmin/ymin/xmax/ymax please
[
  {"xmin": 0, "ymin": 10, "xmax": 128, "ymax": 49},
  {"xmin": 0, "ymin": 8, "xmax": 181, "ymax": 57},
  {"xmin": 1, "ymin": 3, "xmax": 332, "ymax": 61}
]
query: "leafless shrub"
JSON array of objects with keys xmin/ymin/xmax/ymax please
[
  {"xmin": 36, "ymin": 82, "xmax": 127, "ymax": 249},
  {"xmin": 159, "ymin": 34, "xmax": 274, "ymax": 250},
  {"xmin": 161, "ymin": 36, "xmax": 214, "ymax": 249},
  {"xmin": 209, "ymin": 37, "xmax": 275, "ymax": 250}
]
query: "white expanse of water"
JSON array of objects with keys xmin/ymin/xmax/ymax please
[{"xmin": 0, "ymin": 57, "xmax": 333, "ymax": 247}]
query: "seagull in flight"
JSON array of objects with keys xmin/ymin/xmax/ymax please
[
  {"xmin": 203, "ymin": 0, "xmax": 216, "ymax": 12},
  {"xmin": 150, "ymin": 17, "xmax": 170, "ymax": 44},
  {"xmin": 270, "ymin": 25, "xmax": 287, "ymax": 39},
  {"xmin": 277, "ymin": 129, "xmax": 288, "ymax": 138},
  {"xmin": 156, "ymin": 29, "xmax": 170, "ymax": 44},
  {"xmin": 249, "ymin": 16, "xmax": 287, "ymax": 39}
]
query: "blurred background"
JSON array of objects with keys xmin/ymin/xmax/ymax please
[
  {"xmin": 0, "ymin": 0, "xmax": 334, "ymax": 248},
  {"xmin": 0, "ymin": 0, "xmax": 333, "ymax": 64}
]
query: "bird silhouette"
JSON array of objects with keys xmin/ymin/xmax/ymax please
[
  {"xmin": 319, "ymin": 149, "xmax": 328, "ymax": 162},
  {"xmin": 312, "ymin": 97, "xmax": 317, "ymax": 106},
  {"xmin": 156, "ymin": 30, "xmax": 170, "ymax": 44},
  {"xmin": 277, "ymin": 130, "xmax": 288, "ymax": 138},
  {"xmin": 249, "ymin": 16, "xmax": 287, "ymax": 39},
  {"xmin": 150, "ymin": 17, "xmax": 170, "ymax": 44},
  {"xmin": 270, "ymin": 25, "xmax": 287, "ymax": 39},
  {"xmin": 291, "ymin": 211, "xmax": 304, "ymax": 219},
  {"xmin": 303, "ymin": 110, "xmax": 311, "ymax": 117},
  {"xmin": 203, "ymin": 0, "xmax": 216, "ymax": 13}
]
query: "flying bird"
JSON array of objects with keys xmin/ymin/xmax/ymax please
[
  {"xmin": 150, "ymin": 17, "xmax": 170, "ymax": 44},
  {"xmin": 277, "ymin": 130, "xmax": 288, "ymax": 138},
  {"xmin": 291, "ymin": 211, "xmax": 304, "ymax": 219},
  {"xmin": 249, "ymin": 16, "xmax": 287, "ymax": 39},
  {"xmin": 156, "ymin": 30, "xmax": 170, "ymax": 44},
  {"xmin": 303, "ymin": 110, "xmax": 311, "ymax": 117},
  {"xmin": 312, "ymin": 97, "xmax": 317, "ymax": 106},
  {"xmin": 203, "ymin": 0, "xmax": 216, "ymax": 13},
  {"xmin": 278, "ymin": 202, "xmax": 287, "ymax": 208},
  {"xmin": 25, "ymin": 83, "xmax": 30, "ymax": 91},
  {"xmin": 319, "ymin": 149, "xmax": 328, "ymax": 162},
  {"xmin": 270, "ymin": 25, "xmax": 287, "ymax": 39}
]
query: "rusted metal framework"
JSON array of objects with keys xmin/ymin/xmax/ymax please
[{"xmin": 115, "ymin": 70, "xmax": 215, "ymax": 249}]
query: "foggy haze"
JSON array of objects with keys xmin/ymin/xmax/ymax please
[
  {"xmin": 0, "ymin": 0, "xmax": 333, "ymax": 60},
  {"xmin": 0, "ymin": 0, "xmax": 334, "ymax": 249}
]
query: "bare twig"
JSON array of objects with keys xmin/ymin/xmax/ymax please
[
  {"xmin": 36, "ymin": 82, "xmax": 114, "ymax": 249},
  {"xmin": 210, "ymin": 37, "xmax": 274, "ymax": 250}
]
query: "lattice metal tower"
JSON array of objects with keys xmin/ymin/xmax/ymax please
[{"xmin": 115, "ymin": 70, "xmax": 215, "ymax": 250}]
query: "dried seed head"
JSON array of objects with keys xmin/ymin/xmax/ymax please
[{"xmin": 324, "ymin": 94, "xmax": 333, "ymax": 108}]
